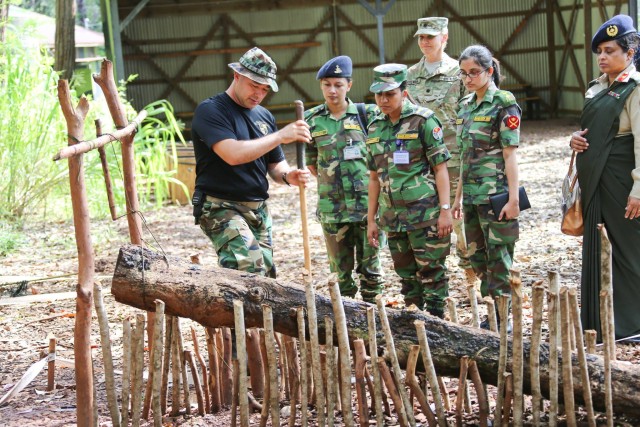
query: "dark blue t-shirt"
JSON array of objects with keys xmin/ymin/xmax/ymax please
[{"xmin": 191, "ymin": 92, "xmax": 285, "ymax": 201}]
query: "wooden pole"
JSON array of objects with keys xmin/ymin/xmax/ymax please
[
  {"xmin": 530, "ymin": 285, "xmax": 545, "ymax": 425},
  {"xmin": 328, "ymin": 281, "xmax": 355, "ymax": 427},
  {"xmin": 468, "ymin": 359, "xmax": 489, "ymax": 427},
  {"xmin": 296, "ymin": 308, "xmax": 309, "ymax": 427},
  {"xmin": 510, "ymin": 271, "xmax": 524, "ymax": 424},
  {"xmin": 378, "ymin": 358, "xmax": 409, "ymax": 427},
  {"xmin": 233, "ymin": 300, "xmax": 250, "ymax": 427},
  {"xmin": 174, "ymin": 318, "xmax": 191, "ymax": 415},
  {"xmin": 405, "ymin": 345, "xmax": 437, "ymax": 427},
  {"xmin": 294, "ymin": 99, "xmax": 311, "ymax": 274},
  {"xmin": 57, "ymin": 79, "xmax": 94, "ymax": 427},
  {"xmin": 122, "ymin": 318, "xmax": 132, "ymax": 425},
  {"xmin": 262, "ymin": 305, "xmax": 280, "ymax": 427},
  {"xmin": 366, "ymin": 307, "xmax": 385, "ymax": 427},
  {"xmin": 414, "ymin": 320, "xmax": 447, "ymax": 427},
  {"xmin": 170, "ymin": 318, "xmax": 182, "ymax": 416},
  {"xmin": 221, "ymin": 328, "xmax": 233, "ymax": 405},
  {"xmin": 502, "ymin": 372, "xmax": 513, "ymax": 426},
  {"xmin": 191, "ymin": 326, "xmax": 210, "ymax": 413},
  {"xmin": 467, "ymin": 284, "xmax": 481, "ymax": 328},
  {"xmin": 231, "ymin": 359, "xmax": 240, "ymax": 427},
  {"xmin": 484, "ymin": 297, "xmax": 498, "ymax": 333},
  {"xmin": 455, "ymin": 356, "xmax": 469, "ymax": 427},
  {"xmin": 245, "ymin": 328, "xmax": 264, "ymax": 398},
  {"xmin": 160, "ymin": 315, "xmax": 172, "ymax": 415},
  {"xmin": 376, "ymin": 295, "xmax": 415, "ymax": 426},
  {"xmin": 94, "ymin": 118, "xmax": 118, "ymax": 220},
  {"xmin": 185, "ymin": 350, "xmax": 205, "ymax": 415},
  {"xmin": 585, "ymin": 330, "xmax": 597, "ymax": 355},
  {"xmin": 353, "ymin": 339, "xmax": 370, "ymax": 426},
  {"xmin": 130, "ymin": 314, "xmax": 146, "ymax": 427},
  {"xmin": 547, "ymin": 272, "xmax": 560, "ymax": 427},
  {"xmin": 258, "ymin": 330, "xmax": 271, "ymax": 427},
  {"xmin": 494, "ymin": 294, "xmax": 510, "ymax": 421},
  {"xmin": 600, "ymin": 291, "xmax": 614, "ymax": 427},
  {"xmin": 599, "ymin": 226, "xmax": 615, "ymax": 360},
  {"xmin": 559, "ymin": 287, "xmax": 577, "ymax": 426},
  {"xmin": 445, "ymin": 297, "xmax": 458, "ymax": 323},
  {"xmin": 325, "ymin": 316, "xmax": 337, "ymax": 426},
  {"xmin": 151, "ymin": 300, "xmax": 165, "ymax": 427},
  {"xmin": 284, "ymin": 337, "xmax": 300, "ymax": 427},
  {"xmin": 47, "ymin": 335, "xmax": 57, "ymax": 392}
]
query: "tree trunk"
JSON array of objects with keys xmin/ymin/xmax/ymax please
[
  {"xmin": 0, "ymin": 0, "xmax": 9, "ymax": 43},
  {"xmin": 111, "ymin": 245, "xmax": 640, "ymax": 417},
  {"xmin": 54, "ymin": 0, "xmax": 76, "ymax": 81}
]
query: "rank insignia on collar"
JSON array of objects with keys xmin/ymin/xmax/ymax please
[
  {"xmin": 312, "ymin": 130, "xmax": 328, "ymax": 137},
  {"xmin": 505, "ymin": 115, "xmax": 520, "ymax": 130},
  {"xmin": 473, "ymin": 116, "xmax": 491, "ymax": 122},
  {"xmin": 607, "ymin": 90, "xmax": 621, "ymax": 99},
  {"xmin": 616, "ymin": 72, "xmax": 629, "ymax": 82},
  {"xmin": 432, "ymin": 126, "xmax": 443, "ymax": 140}
]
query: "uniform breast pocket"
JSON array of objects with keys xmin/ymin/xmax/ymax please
[{"xmin": 316, "ymin": 135, "xmax": 337, "ymax": 162}]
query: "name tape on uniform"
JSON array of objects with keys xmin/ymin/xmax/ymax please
[
  {"xmin": 312, "ymin": 130, "xmax": 328, "ymax": 137},
  {"xmin": 396, "ymin": 133, "xmax": 419, "ymax": 139},
  {"xmin": 344, "ymin": 124, "xmax": 362, "ymax": 131},
  {"xmin": 366, "ymin": 137, "xmax": 380, "ymax": 144},
  {"xmin": 473, "ymin": 116, "xmax": 492, "ymax": 122}
]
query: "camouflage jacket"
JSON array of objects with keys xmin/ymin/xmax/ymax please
[
  {"xmin": 366, "ymin": 100, "xmax": 451, "ymax": 232},
  {"xmin": 407, "ymin": 53, "xmax": 465, "ymax": 168},
  {"xmin": 305, "ymin": 100, "xmax": 378, "ymax": 223},
  {"xmin": 456, "ymin": 83, "xmax": 521, "ymax": 205}
]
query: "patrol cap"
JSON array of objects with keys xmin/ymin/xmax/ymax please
[
  {"xmin": 228, "ymin": 47, "xmax": 279, "ymax": 92},
  {"xmin": 414, "ymin": 17, "xmax": 448, "ymax": 37},
  {"xmin": 591, "ymin": 14, "xmax": 637, "ymax": 53},
  {"xmin": 369, "ymin": 63, "xmax": 407, "ymax": 93},
  {"xmin": 317, "ymin": 55, "xmax": 352, "ymax": 79}
]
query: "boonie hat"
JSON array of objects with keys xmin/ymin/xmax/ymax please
[
  {"xmin": 591, "ymin": 14, "xmax": 637, "ymax": 53},
  {"xmin": 369, "ymin": 63, "xmax": 407, "ymax": 93},
  {"xmin": 317, "ymin": 55, "xmax": 353, "ymax": 79},
  {"xmin": 414, "ymin": 17, "xmax": 448, "ymax": 37},
  {"xmin": 228, "ymin": 47, "xmax": 279, "ymax": 92}
]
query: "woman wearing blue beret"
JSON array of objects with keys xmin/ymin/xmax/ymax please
[{"xmin": 569, "ymin": 14, "xmax": 640, "ymax": 342}]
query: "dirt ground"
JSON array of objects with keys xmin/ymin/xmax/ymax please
[{"xmin": 1, "ymin": 118, "xmax": 639, "ymax": 426}]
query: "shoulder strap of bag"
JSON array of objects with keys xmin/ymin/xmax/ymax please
[
  {"xmin": 568, "ymin": 151, "xmax": 578, "ymax": 191},
  {"xmin": 356, "ymin": 103, "xmax": 368, "ymax": 136}
]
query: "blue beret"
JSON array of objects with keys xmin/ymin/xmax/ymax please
[
  {"xmin": 591, "ymin": 14, "xmax": 637, "ymax": 53},
  {"xmin": 316, "ymin": 56, "xmax": 352, "ymax": 79}
]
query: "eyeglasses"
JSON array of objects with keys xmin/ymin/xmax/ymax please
[{"xmin": 458, "ymin": 69, "xmax": 488, "ymax": 79}]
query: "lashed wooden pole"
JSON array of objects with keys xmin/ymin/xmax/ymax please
[
  {"xmin": 366, "ymin": 307, "xmax": 385, "ymax": 427},
  {"xmin": 233, "ymin": 300, "xmax": 250, "ymax": 427}
]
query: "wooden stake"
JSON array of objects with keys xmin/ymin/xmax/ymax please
[
  {"xmin": 353, "ymin": 339, "xmax": 370, "ymax": 426},
  {"xmin": 94, "ymin": 119, "xmax": 118, "ymax": 221},
  {"xmin": 246, "ymin": 328, "xmax": 265, "ymax": 398},
  {"xmin": 231, "ymin": 359, "xmax": 240, "ymax": 427},
  {"xmin": 148, "ymin": 301, "xmax": 165, "ymax": 427},
  {"xmin": 568, "ymin": 288, "xmax": 596, "ymax": 427},
  {"xmin": 414, "ymin": 320, "xmax": 446, "ymax": 427},
  {"xmin": 468, "ymin": 360, "xmax": 489, "ymax": 427},
  {"xmin": 530, "ymin": 285, "xmax": 545, "ymax": 426},
  {"xmin": 599, "ymin": 226, "xmax": 616, "ymax": 361},
  {"xmin": 547, "ymin": 275, "xmax": 560, "ymax": 427},
  {"xmin": 122, "ymin": 317, "xmax": 132, "ymax": 425},
  {"xmin": 484, "ymin": 296, "xmax": 498, "ymax": 333},
  {"xmin": 191, "ymin": 326, "xmax": 210, "ymax": 413},
  {"xmin": 375, "ymin": 295, "xmax": 415, "ymax": 426},
  {"xmin": 170, "ymin": 317, "xmax": 182, "ymax": 416},
  {"xmin": 258, "ymin": 329, "xmax": 271, "ymax": 427},
  {"xmin": 502, "ymin": 372, "xmax": 513, "ymax": 426},
  {"xmin": 328, "ymin": 280, "xmax": 355, "ymax": 427},
  {"xmin": 405, "ymin": 345, "xmax": 437, "ymax": 427},
  {"xmin": 131, "ymin": 314, "xmax": 146, "ymax": 427},
  {"xmin": 559, "ymin": 287, "xmax": 577, "ymax": 426},
  {"xmin": 174, "ymin": 317, "xmax": 191, "ymax": 415},
  {"xmin": 47, "ymin": 335, "xmax": 56, "ymax": 392},
  {"xmin": 600, "ymin": 290, "xmax": 614, "ymax": 427},
  {"xmin": 366, "ymin": 307, "xmax": 385, "ymax": 427},
  {"xmin": 233, "ymin": 300, "xmax": 250, "ymax": 427},
  {"xmin": 510, "ymin": 271, "xmax": 524, "ymax": 423},
  {"xmin": 445, "ymin": 297, "xmax": 458, "ymax": 323},
  {"xmin": 325, "ymin": 316, "xmax": 336, "ymax": 426},
  {"xmin": 437, "ymin": 377, "xmax": 451, "ymax": 412},
  {"xmin": 221, "ymin": 327, "xmax": 233, "ymax": 405},
  {"xmin": 378, "ymin": 358, "xmax": 409, "ymax": 427},
  {"xmin": 296, "ymin": 308, "xmax": 309, "ymax": 427},
  {"xmin": 454, "ymin": 356, "xmax": 469, "ymax": 427},
  {"xmin": 262, "ymin": 305, "xmax": 280, "ymax": 427},
  {"xmin": 276, "ymin": 332, "xmax": 289, "ymax": 400},
  {"xmin": 284, "ymin": 337, "xmax": 300, "ymax": 427},
  {"xmin": 160, "ymin": 315, "xmax": 172, "ymax": 415},
  {"xmin": 585, "ymin": 330, "xmax": 597, "ymax": 355},
  {"xmin": 467, "ymin": 284, "xmax": 481, "ymax": 328},
  {"xmin": 494, "ymin": 294, "xmax": 510, "ymax": 421},
  {"xmin": 185, "ymin": 350, "xmax": 205, "ymax": 415}
]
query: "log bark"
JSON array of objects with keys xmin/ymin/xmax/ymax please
[{"xmin": 111, "ymin": 245, "xmax": 640, "ymax": 417}]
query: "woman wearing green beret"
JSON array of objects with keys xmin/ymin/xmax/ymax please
[{"xmin": 569, "ymin": 14, "xmax": 640, "ymax": 342}]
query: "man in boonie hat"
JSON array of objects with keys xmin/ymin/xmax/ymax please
[
  {"xmin": 365, "ymin": 62, "xmax": 454, "ymax": 318},
  {"xmin": 190, "ymin": 47, "xmax": 311, "ymax": 278}
]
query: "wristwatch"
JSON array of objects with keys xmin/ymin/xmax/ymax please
[{"xmin": 440, "ymin": 203, "xmax": 451, "ymax": 210}]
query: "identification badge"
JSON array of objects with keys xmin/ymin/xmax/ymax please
[
  {"xmin": 393, "ymin": 150, "xmax": 410, "ymax": 164},
  {"xmin": 343, "ymin": 145, "xmax": 362, "ymax": 160}
]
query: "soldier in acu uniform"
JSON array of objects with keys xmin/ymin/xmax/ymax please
[
  {"xmin": 406, "ymin": 17, "xmax": 473, "ymax": 281},
  {"xmin": 452, "ymin": 46, "xmax": 522, "ymax": 328},
  {"xmin": 305, "ymin": 56, "xmax": 385, "ymax": 302},
  {"xmin": 366, "ymin": 63, "xmax": 453, "ymax": 317}
]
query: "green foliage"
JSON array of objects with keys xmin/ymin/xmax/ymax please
[{"xmin": 0, "ymin": 222, "xmax": 25, "ymax": 256}]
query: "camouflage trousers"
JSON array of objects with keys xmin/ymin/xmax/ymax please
[
  {"xmin": 449, "ymin": 165, "xmax": 471, "ymax": 269},
  {"xmin": 199, "ymin": 198, "xmax": 276, "ymax": 278},
  {"xmin": 321, "ymin": 220, "xmax": 384, "ymax": 302},
  {"xmin": 387, "ymin": 225, "xmax": 450, "ymax": 316},
  {"xmin": 463, "ymin": 203, "xmax": 519, "ymax": 298}
]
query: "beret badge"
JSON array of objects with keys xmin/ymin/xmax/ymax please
[{"xmin": 606, "ymin": 25, "xmax": 618, "ymax": 36}]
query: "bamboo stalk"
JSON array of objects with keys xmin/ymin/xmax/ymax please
[
  {"xmin": 375, "ymin": 295, "xmax": 415, "ymax": 426},
  {"xmin": 547, "ymin": 275, "xmax": 560, "ymax": 427},
  {"xmin": 600, "ymin": 291, "xmax": 614, "ymax": 427},
  {"xmin": 122, "ymin": 317, "xmax": 132, "ymax": 425},
  {"xmin": 231, "ymin": 359, "xmax": 240, "ymax": 427},
  {"xmin": 151, "ymin": 300, "xmax": 165, "ymax": 427},
  {"xmin": 414, "ymin": 320, "xmax": 446, "ymax": 427},
  {"xmin": 93, "ymin": 282, "xmax": 121, "ymax": 426},
  {"xmin": 174, "ymin": 317, "xmax": 191, "ymax": 415},
  {"xmin": 246, "ymin": 328, "xmax": 265, "ymax": 398},
  {"xmin": 502, "ymin": 372, "xmax": 513, "ymax": 426},
  {"xmin": 160, "ymin": 315, "xmax": 172, "ymax": 415},
  {"xmin": 191, "ymin": 326, "xmax": 210, "ymax": 413},
  {"xmin": 353, "ymin": 339, "xmax": 371, "ymax": 426},
  {"xmin": 599, "ymin": 226, "xmax": 616, "ymax": 361},
  {"xmin": 559, "ymin": 287, "xmax": 577, "ymax": 426},
  {"xmin": 328, "ymin": 280, "xmax": 355, "ymax": 427},
  {"xmin": 405, "ymin": 345, "xmax": 437, "ymax": 427},
  {"xmin": 530, "ymin": 285, "xmax": 544, "ymax": 426},
  {"xmin": 262, "ymin": 305, "xmax": 280, "ymax": 427},
  {"xmin": 378, "ymin": 358, "xmax": 409, "ymax": 427},
  {"xmin": 185, "ymin": 350, "xmax": 205, "ymax": 415},
  {"xmin": 285, "ymin": 338, "xmax": 300, "ymax": 427},
  {"xmin": 131, "ymin": 314, "xmax": 146, "ymax": 427},
  {"xmin": 170, "ymin": 317, "xmax": 182, "ymax": 416},
  {"xmin": 258, "ymin": 329, "xmax": 271, "ymax": 427},
  {"xmin": 467, "ymin": 284, "xmax": 481, "ymax": 328},
  {"xmin": 510, "ymin": 271, "xmax": 524, "ymax": 424},
  {"xmin": 484, "ymin": 297, "xmax": 498, "ymax": 333},
  {"xmin": 47, "ymin": 335, "xmax": 56, "ymax": 392},
  {"xmin": 568, "ymin": 288, "xmax": 596, "ymax": 427},
  {"xmin": 296, "ymin": 308, "xmax": 309, "ymax": 427},
  {"xmin": 468, "ymin": 359, "xmax": 489, "ymax": 427},
  {"xmin": 366, "ymin": 307, "xmax": 385, "ymax": 427},
  {"xmin": 233, "ymin": 300, "xmax": 250, "ymax": 427},
  {"xmin": 325, "ymin": 316, "xmax": 336, "ymax": 427},
  {"xmin": 494, "ymin": 295, "xmax": 510, "ymax": 421},
  {"xmin": 454, "ymin": 356, "xmax": 469, "ymax": 427},
  {"xmin": 221, "ymin": 328, "xmax": 233, "ymax": 406},
  {"xmin": 585, "ymin": 330, "xmax": 597, "ymax": 355}
]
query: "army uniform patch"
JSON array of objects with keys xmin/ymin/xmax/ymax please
[
  {"xmin": 432, "ymin": 126, "xmax": 443, "ymax": 140},
  {"xmin": 396, "ymin": 133, "xmax": 419, "ymax": 139},
  {"xmin": 455, "ymin": 118, "xmax": 464, "ymax": 125},
  {"xmin": 344, "ymin": 124, "xmax": 362, "ymax": 131},
  {"xmin": 606, "ymin": 25, "xmax": 618, "ymax": 36},
  {"xmin": 616, "ymin": 72, "xmax": 629, "ymax": 82},
  {"xmin": 366, "ymin": 137, "xmax": 380, "ymax": 144},
  {"xmin": 312, "ymin": 130, "xmax": 328, "ymax": 138},
  {"xmin": 473, "ymin": 116, "xmax": 492, "ymax": 122},
  {"xmin": 607, "ymin": 90, "xmax": 621, "ymax": 99},
  {"xmin": 506, "ymin": 115, "xmax": 520, "ymax": 130}
]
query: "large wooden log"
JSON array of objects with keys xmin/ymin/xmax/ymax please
[{"xmin": 111, "ymin": 245, "xmax": 640, "ymax": 417}]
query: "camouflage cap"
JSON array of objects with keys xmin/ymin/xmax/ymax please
[
  {"xmin": 414, "ymin": 17, "xmax": 448, "ymax": 37},
  {"xmin": 228, "ymin": 47, "xmax": 279, "ymax": 92},
  {"xmin": 369, "ymin": 63, "xmax": 407, "ymax": 93}
]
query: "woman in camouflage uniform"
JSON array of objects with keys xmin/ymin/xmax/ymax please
[
  {"xmin": 453, "ymin": 46, "xmax": 522, "ymax": 328},
  {"xmin": 366, "ymin": 63, "xmax": 453, "ymax": 317},
  {"xmin": 305, "ymin": 56, "xmax": 385, "ymax": 302}
]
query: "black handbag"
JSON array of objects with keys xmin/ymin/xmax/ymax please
[{"xmin": 489, "ymin": 186, "xmax": 531, "ymax": 220}]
